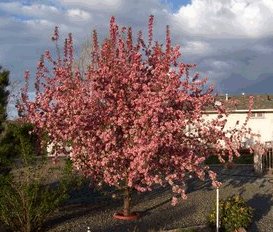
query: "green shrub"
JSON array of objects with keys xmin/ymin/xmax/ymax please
[
  {"xmin": 61, "ymin": 158, "xmax": 87, "ymax": 190},
  {"xmin": 0, "ymin": 172, "xmax": 68, "ymax": 232},
  {"xmin": 0, "ymin": 122, "xmax": 73, "ymax": 232},
  {"xmin": 208, "ymin": 195, "xmax": 253, "ymax": 232},
  {"xmin": 0, "ymin": 122, "xmax": 43, "ymax": 170}
]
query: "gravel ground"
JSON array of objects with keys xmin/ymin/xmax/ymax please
[{"xmin": 44, "ymin": 165, "xmax": 273, "ymax": 232}]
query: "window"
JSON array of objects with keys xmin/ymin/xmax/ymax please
[{"xmin": 250, "ymin": 112, "xmax": 265, "ymax": 119}]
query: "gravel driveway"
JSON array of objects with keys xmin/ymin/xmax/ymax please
[{"xmin": 44, "ymin": 165, "xmax": 273, "ymax": 232}]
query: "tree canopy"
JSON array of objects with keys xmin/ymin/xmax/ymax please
[{"xmin": 19, "ymin": 16, "xmax": 258, "ymax": 215}]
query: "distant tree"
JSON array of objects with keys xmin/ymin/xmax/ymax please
[
  {"xmin": 73, "ymin": 39, "xmax": 94, "ymax": 77},
  {"xmin": 0, "ymin": 66, "xmax": 9, "ymax": 133},
  {"xmin": 0, "ymin": 66, "xmax": 10, "ymax": 169},
  {"xmin": 20, "ymin": 16, "xmax": 258, "ymax": 217},
  {"xmin": 0, "ymin": 68, "xmax": 41, "ymax": 168}
]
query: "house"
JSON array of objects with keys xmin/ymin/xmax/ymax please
[
  {"xmin": 203, "ymin": 94, "xmax": 273, "ymax": 174},
  {"xmin": 204, "ymin": 94, "xmax": 273, "ymax": 145}
]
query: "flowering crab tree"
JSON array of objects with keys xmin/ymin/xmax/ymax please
[{"xmin": 19, "ymin": 16, "xmax": 257, "ymax": 217}]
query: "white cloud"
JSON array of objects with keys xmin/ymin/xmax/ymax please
[
  {"xmin": 67, "ymin": 9, "xmax": 91, "ymax": 20},
  {"xmin": 0, "ymin": 2, "xmax": 60, "ymax": 19},
  {"xmin": 25, "ymin": 19, "xmax": 54, "ymax": 27},
  {"xmin": 173, "ymin": 0, "xmax": 273, "ymax": 38},
  {"xmin": 211, "ymin": 60, "xmax": 231, "ymax": 70},
  {"xmin": 182, "ymin": 41, "xmax": 211, "ymax": 55},
  {"xmin": 59, "ymin": 0, "xmax": 123, "ymax": 10}
]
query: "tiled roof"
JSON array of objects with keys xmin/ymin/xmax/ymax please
[{"xmin": 208, "ymin": 94, "xmax": 273, "ymax": 111}]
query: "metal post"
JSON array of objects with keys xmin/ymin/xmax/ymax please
[{"xmin": 216, "ymin": 187, "xmax": 219, "ymax": 232}]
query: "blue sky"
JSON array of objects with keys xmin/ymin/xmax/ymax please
[
  {"xmin": 162, "ymin": 0, "xmax": 191, "ymax": 12},
  {"xmin": 1, "ymin": 0, "xmax": 273, "ymax": 118}
]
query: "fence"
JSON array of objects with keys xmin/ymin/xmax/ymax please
[{"xmin": 263, "ymin": 148, "xmax": 273, "ymax": 173}]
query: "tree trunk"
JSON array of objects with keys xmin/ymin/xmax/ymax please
[{"xmin": 123, "ymin": 186, "xmax": 131, "ymax": 216}]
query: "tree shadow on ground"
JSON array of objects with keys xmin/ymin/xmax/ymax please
[
  {"xmin": 129, "ymin": 165, "xmax": 268, "ymax": 198},
  {"xmin": 182, "ymin": 166, "xmax": 254, "ymax": 194},
  {"xmin": 44, "ymin": 182, "xmax": 196, "ymax": 232},
  {"xmin": 176, "ymin": 165, "xmax": 262, "ymax": 195},
  {"xmin": 214, "ymin": 165, "xmax": 273, "ymax": 196},
  {"xmin": 212, "ymin": 165, "xmax": 260, "ymax": 187},
  {"xmin": 186, "ymin": 178, "xmax": 212, "ymax": 193},
  {"xmin": 247, "ymin": 193, "xmax": 273, "ymax": 232},
  {"xmin": 93, "ymin": 204, "xmax": 196, "ymax": 232},
  {"xmin": 132, "ymin": 186, "xmax": 171, "ymax": 205},
  {"xmin": 44, "ymin": 184, "xmax": 173, "ymax": 231},
  {"xmin": 192, "ymin": 165, "xmax": 272, "ymax": 192},
  {"xmin": 43, "ymin": 184, "xmax": 124, "ymax": 230}
]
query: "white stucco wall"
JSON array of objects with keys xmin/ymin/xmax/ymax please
[
  {"xmin": 47, "ymin": 142, "xmax": 72, "ymax": 157},
  {"xmin": 203, "ymin": 110, "xmax": 273, "ymax": 144}
]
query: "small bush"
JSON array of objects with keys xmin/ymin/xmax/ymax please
[
  {"xmin": 0, "ymin": 122, "xmax": 43, "ymax": 171},
  {"xmin": 61, "ymin": 158, "xmax": 87, "ymax": 191},
  {"xmin": 208, "ymin": 195, "xmax": 253, "ymax": 232},
  {"xmin": 0, "ymin": 122, "xmax": 74, "ymax": 232},
  {"xmin": 0, "ymin": 172, "xmax": 68, "ymax": 232}
]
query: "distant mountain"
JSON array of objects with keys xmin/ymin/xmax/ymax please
[
  {"xmin": 218, "ymin": 73, "xmax": 273, "ymax": 94},
  {"xmin": 218, "ymin": 73, "xmax": 253, "ymax": 94},
  {"xmin": 238, "ymin": 73, "xmax": 273, "ymax": 94}
]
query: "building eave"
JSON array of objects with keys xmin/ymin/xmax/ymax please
[{"xmin": 203, "ymin": 108, "xmax": 273, "ymax": 114}]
